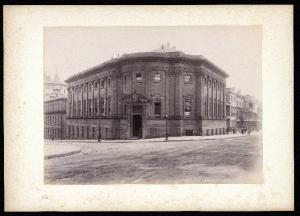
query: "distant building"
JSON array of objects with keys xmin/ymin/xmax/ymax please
[
  {"xmin": 226, "ymin": 88, "xmax": 261, "ymax": 133},
  {"xmin": 65, "ymin": 44, "xmax": 229, "ymax": 139},
  {"xmin": 44, "ymin": 97, "xmax": 67, "ymax": 139},
  {"xmin": 44, "ymin": 73, "xmax": 67, "ymax": 101}
]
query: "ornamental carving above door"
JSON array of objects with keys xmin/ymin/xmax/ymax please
[{"xmin": 123, "ymin": 92, "xmax": 152, "ymax": 104}]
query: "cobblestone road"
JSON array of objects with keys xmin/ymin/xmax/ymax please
[{"xmin": 44, "ymin": 134, "xmax": 262, "ymax": 184}]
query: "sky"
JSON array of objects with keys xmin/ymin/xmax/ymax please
[{"xmin": 44, "ymin": 26, "xmax": 262, "ymax": 100}]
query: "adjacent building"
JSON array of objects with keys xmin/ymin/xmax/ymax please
[
  {"xmin": 44, "ymin": 73, "xmax": 67, "ymax": 101},
  {"xmin": 226, "ymin": 88, "xmax": 261, "ymax": 133},
  {"xmin": 44, "ymin": 97, "xmax": 67, "ymax": 139},
  {"xmin": 64, "ymin": 45, "xmax": 229, "ymax": 139}
]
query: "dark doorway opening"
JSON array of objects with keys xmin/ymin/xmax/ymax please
[{"xmin": 132, "ymin": 114, "xmax": 142, "ymax": 138}]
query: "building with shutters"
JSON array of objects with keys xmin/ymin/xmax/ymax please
[{"xmin": 64, "ymin": 44, "xmax": 229, "ymax": 139}]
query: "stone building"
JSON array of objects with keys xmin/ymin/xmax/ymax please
[
  {"xmin": 226, "ymin": 88, "xmax": 261, "ymax": 133},
  {"xmin": 226, "ymin": 87, "xmax": 244, "ymax": 133},
  {"xmin": 44, "ymin": 97, "xmax": 67, "ymax": 139},
  {"xmin": 44, "ymin": 73, "xmax": 67, "ymax": 101},
  {"xmin": 65, "ymin": 45, "xmax": 229, "ymax": 139}
]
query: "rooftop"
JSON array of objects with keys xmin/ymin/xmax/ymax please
[{"xmin": 65, "ymin": 44, "xmax": 228, "ymax": 83}]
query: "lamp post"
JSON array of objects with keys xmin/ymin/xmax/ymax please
[
  {"xmin": 165, "ymin": 114, "xmax": 168, "ymax": 141},
  {"xmin": 51, "ymin": 123, "xmax": 54, "ymax": 140}
]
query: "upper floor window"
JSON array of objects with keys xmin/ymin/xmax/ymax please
[
  {"xmin": 107, "ymin": 77, "xmax": 111, "ymax": 86},
  {"xmin": 83, "ymin": 85, "xmax": 87, "ymax": 92},
  {"xmin": 184, "ymin": 74, "xmax": 191, "ymax": 83},
  {"xmin": 204, "ymin": 77, "xmax": 207, "ymax": 85},
  {"xmin": 101, "ymin": 80, "xmax": 105, "ymax": 89},
  {"xmin": 94, "ymin": 82, "xmax": 98, "ymax": 89},
  {"xmin": 184, "ymin": 98, "xmax": 191, "ymax": 117},
  {"xmin": 89, "ymin": 83, "xmax": 92, "ymax": 92},
  {"xmin": 78, "ymin": 87, "xmax": 81, "ymax": 93},
  {"xmin": 154, "ymin": 72, "xmax": 161, "ymax": 82},
  {"xmin": 136, "ymin": 73, "xmax": 142, "ymax": 81},
  {"xmin": 100, "ymin": 97, "xmax": 105, "ymax": 116}
]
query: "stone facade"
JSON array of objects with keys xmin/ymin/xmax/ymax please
[
  {"xmin": 44, "ymin": 97, "xmax": 67, "ymax": 139},
  {"xmin": 65, "ymin": 48, "xmax": 228, "ymax": 139},
  {"xmin": 226, "ymin": 88, "xmax": 261, "ymax": 133}
]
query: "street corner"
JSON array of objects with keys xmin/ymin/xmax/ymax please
[{"xmin": 44, "ymin": 144, "xmax": 81, "ymax": 160}]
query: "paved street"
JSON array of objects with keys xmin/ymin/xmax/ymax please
[{"xmin": 44, "ymin": 134, "xmax": 262, "ymax": 184}]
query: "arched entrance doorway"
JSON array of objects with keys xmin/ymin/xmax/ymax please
[{"xmin": 132, "ymin": 114, "xmax": 142, "ymax": 138}]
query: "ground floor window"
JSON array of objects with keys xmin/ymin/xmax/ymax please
[
  {"xmin": 92, "ymin": 127, "xmax": 95, "ymax": 138},
  {"xmin": 81, "ymin": 126, "xmax": 84, "ymax": 138},
  {"xmin": 184, "ymin": 98, "xmax": 191, "ymax": 117},
  {"xmin": 124, "ymin": 104, "xmax": 127, "ymax": 116},
  {"xmin": 154, "ymin": 102, "xmax": 161, "ymax": 116}
]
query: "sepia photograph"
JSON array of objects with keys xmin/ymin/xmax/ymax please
[
  {"xmin": 4, "ymin": 5, "xmax": 293, "ymax": 211},
  {"xmin": 44, "ymin": 26, "xmax": 263, "ymax": 184}
]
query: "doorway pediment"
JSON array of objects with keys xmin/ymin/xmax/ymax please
[{"xmin": 123, "ymin": 92, "xmax": 152, "ymax": 104}]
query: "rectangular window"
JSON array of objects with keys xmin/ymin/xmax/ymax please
[
  {"xmin": 107, "ymin": 77, "xmax": 111, "ymax": 86},
  {"xmin": 92, "ymin": 127, "xmax": 95, "ymax": 138},
  {"xmin": 124, "ymin": 104, "xmax": 127, "ymax": 116},
  {"xmin": 78, "ymin": 101, "xmax": 81, "ymax": 116},
  {"xmin": 136, "ymin": 73, "xmax": 142, "ymax": 81},
  {"xmin": 123, "ymin": 74, "xmax": 127, "ymax": 83},
  {"xmin": 88, "ymin": 99, "xmax": 91, "ymax": 116},
  {"xmin": 154, "ymin": 102, "xmax": 161, "ymax": 116},
  {"xmin": 184, "ymin": 74, "xmax": 191, "ymax": 83},
  {"xmin": 101, "ymin": 80, "xmax": 105, "ymax": 89},
  {"xmin": 73, "ymin": 102, "xmax": 76, "ymax": 116},
  {"xmin": 94, "ymin": 82, "xmax": 98, "ymax": 89},
  {"xmin": 83, "ymin": 100, "xmax": 86, "ymax": 116},
  {"xmin": 184, "ymin": 99, "xmax": 191, "ymax": 117},
  {"xmin": 154, "ymin": 72, "xmax": 161, "ymax": 82},
  {"xmin": 205, "ymin": 98, "xmax": 208, "ymax": 117},
  {"xmin": 107, "ymin": 97, "xmax": 111, "ymax": 116},
  {"xmin": 81, "ymin": 126, "xmax": 84, "ymax": 138},
  {"xmin": 94, "ymin": 99, "xmax": 98, "ymax": 116},
  {"xmin": 100, "ymin": 97, "xmax": 105, "ymax": 117}
]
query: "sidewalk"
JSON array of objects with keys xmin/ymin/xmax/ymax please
[
  {"xmin": 56, "ymin": 131, "xmax": 261, "ymax": 144},
  {"xmin": 44, "ymin": 144, "xmax": 81, "ymax": 159}
]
